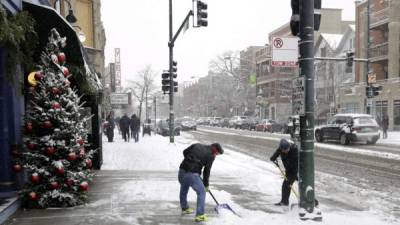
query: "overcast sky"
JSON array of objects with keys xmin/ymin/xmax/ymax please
[{"xmin": 101, "ymin": 0, "xmax": 356, "ymax": 86}]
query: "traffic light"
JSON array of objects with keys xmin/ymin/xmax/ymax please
[
  {"xmin": 372, "ymin": 85, "xmax": 382, "ymax": 97},
  {"xmin": 290, "ymin": 0, "xmax": 322, "ymax": 36},
  {"xmin": 314, "ymin": 0, "xmax": 321, "ymax": 31},
  {"xmin": 346, "ymin": 52, "xmax": 354, "ymax": 67},
  {"xmin": 173, "ymin": 81, "xmax": 178, "ymax": 93},
  {"xmin": 290, "ymin": 0, "xmax": 300, "ymax": 36},
  {"xmin": 172, "ymin": 60, "xmax": 177, "ymax": 75},
  {"xmin": 196, "ymin": 0, "xmax": 208, "ymax": 27},
  {"xmin": 162, "ymin": 71, "xmax": 170, "ymax": 94},
  {"xmin": 365, "ymin": 86, "xmax": 373, "ymax": 98}
]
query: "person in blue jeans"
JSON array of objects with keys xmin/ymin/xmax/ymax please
[{"xmin": 178, "ymin": 143, "xmax": 224, "ymax": 222}]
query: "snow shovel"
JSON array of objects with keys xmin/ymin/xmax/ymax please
[
  {"xmin": 273, "ymin": 161, "xmax": 299, "ymax": 198},
  {"xmin": 208, "ymin": 189, "xmax": 238, "ymax": 216}
]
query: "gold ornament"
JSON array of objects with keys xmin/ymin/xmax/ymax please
[{"xmin": 28, "ymin": 72, "xmax": 37, "ymax": 86}]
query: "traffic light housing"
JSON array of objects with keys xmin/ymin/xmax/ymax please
[
  {"xmin": 346, "ymin": 52, "xmax": 354, "ymax": 67},
  {"xmin": 173, "ymin": 81, "xmax": 178, "ymax": 93},
  {"xmin": 290, "ymin": 0, "xmax": 322, "ymax": 36},
  {"xmin": 162, "ymin": 71, "xmax": 170, "ymax": 94},
  {"xmin": 366, "ymin": 85, "xmax": 382, "ymax": 98},
  {"xmin": 196, "ymin": 0, "xmax": 208, "ymax": 27}
]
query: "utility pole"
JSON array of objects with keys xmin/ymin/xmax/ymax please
[
  {"xmin": 298, "ymin": 0, "xmax": 318, "ymax": 219},
  {"xmin": 366, "ymin": 0, "xmax": 371, "ymax": 114},
  {"xmin": 168, "ymin": 0, "xmax": 174, "ymax": 143}
]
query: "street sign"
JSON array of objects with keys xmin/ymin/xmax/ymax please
[
  {"xmin": 292, "ymin": 77, "xmax": 305, "ymax": 115},
  {"xmin": 272, "ymin": 37, "xmax": 299, "ymax": 67},
  {"xmin": 110, "ymin": 93, "xmax": 129, "ymax": 105},
  {"xmin": 366, "ymin": 99, "xmax": 373, "ymax": 107},
  {"xmin": 368, "ymin": 73, "xmax": 376, "ymax": 84}
]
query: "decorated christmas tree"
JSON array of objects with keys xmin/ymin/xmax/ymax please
[{"xmin": 14, "ymin": 29, "xmax": 95, "ymax": 208}]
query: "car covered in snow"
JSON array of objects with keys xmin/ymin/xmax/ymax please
[
  {"xmin": 156, "ymin": 119, "xmax": 181, "ymax": 136},
  {"xmin": 314, "ymin": 114, "xmax": 380, "ymax": 145}
]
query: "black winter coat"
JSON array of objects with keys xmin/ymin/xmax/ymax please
[
  {"xmin": 119, "ymin": 115, "xmax": 131, "ymax": 130},
  {"xmin": 179, "ymin": 143, "xmax": 215, "ymax": 187},
  {"xmin": 270, "ymin": 143, "xmax": 299, "ymax": 176}
]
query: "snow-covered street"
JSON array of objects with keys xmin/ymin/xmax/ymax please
[{"xmin": 99, "ymin": 131, "xmax": 399, "ymax": 224}]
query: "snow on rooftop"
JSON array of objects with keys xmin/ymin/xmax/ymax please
[{"xmin": 321, "ymin": 33, "xmax": 343, "ymax": 50}]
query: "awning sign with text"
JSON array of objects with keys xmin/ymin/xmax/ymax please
[{"xmin": 110, "ymin": 93, "xmax": 129, "ymax": 105}]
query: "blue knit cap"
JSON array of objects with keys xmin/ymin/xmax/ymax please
[{"xmin": 279, "ymin": 139, "xmax": 290, "ymax": 150}]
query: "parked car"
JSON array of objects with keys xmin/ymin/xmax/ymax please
[
  {"xmin": 247, "ymin": 117, "xmax": 260, "ymax": 130},
  {"xmin": 180, "ymin": 118, "xmax": 197, "ymax": 131},
  {"xmin": 230, "ymin": 116, "xmax": 249, "ymax": 129},
  {"xmin": 314, "ymin": 114, "xmax": 380, "ymax": 145},
  {"xmin": 220, "ymin": 118, "xmax": 230, "ymax": 128},
  {"xmin": 209, "ymin": 117, "xmax": 222, "ymax": 126},
  {"xmin": 157, "ymin": 119, "xmax": 181, "ymax": 136},
  {"xmin": 255, "ymin": 119, "xmax": 282, "ymax": 132}
]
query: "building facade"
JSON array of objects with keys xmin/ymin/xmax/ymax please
[
  {"xmin": 355, "ymin": 0, "xmax": 400, "ymax": 130},
  {"xmin": 256, "ymin": 8, "xmax": 355, "ymax": 124}
]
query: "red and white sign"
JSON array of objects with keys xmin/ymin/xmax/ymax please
[{"xmin": 272, "ymin": 37, "xmax": 299, "ymax": 67}]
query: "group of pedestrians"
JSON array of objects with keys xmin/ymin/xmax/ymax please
[{"xmin": 104, "ymin": 111, "xmax": 140, "ymax": 143}]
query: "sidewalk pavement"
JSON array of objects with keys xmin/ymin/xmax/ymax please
[{"xmin": 3, "ymin": 170, "xmax": 224, "ymax": 225}]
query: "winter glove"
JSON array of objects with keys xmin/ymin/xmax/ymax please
[{"xmin": 205, "ymin": 186, "xmax": 209, "ymax": 192}]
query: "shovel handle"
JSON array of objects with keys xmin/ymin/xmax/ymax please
[{"xmin": 208, "ymin": 189, "xmax": 220, "ymax": 205}]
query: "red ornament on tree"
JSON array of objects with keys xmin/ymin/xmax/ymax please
[
  {"xmin": 26, "ymin": 122, "xmax": 33, "ymax": 132},
  {"xmin": 52, "ymin": 102, "xmax": 61, "ymax": 109},
  {"xmin": 29, "ymin": 192, "xmax": 39, "ymax": 201},
  {"xmin": 67, "ymin": 152, "xmax": 77, "ymax": 161},
  {"xmin": 85, "ymin": 159, "xmax": 92, "ymax": 169},
  {"xmin": 62, "ymin": 67, "xmax": 69, "ymax": 77},
  {"xmin": 51, "ymin": 87, "xmax": 60, "ymax": 95},
  {"xmin": 27, "ymin": 142, "xmax": 36, "ymax": 150},
  {"xmin": 30, "ymin": 173, "xmax": 40, "ymax": 184},
  {"xmin": 50, "ymin": 181, "xmax": 60, "ymax": 190},
  {"xmin": 66, "ymin": 179, "xmax": 74, "ymax": 187},
  {"xmin": 34, "ymin": 71, "xmax": 44, "ymax": 81},
  {"xmin": 58, "ymin": 52, "xmax": 66, "ymax": 63},
  {"xmin": 79, "ymin": 148, "xmax": 85, "ymax": 158},
  {"xmin": 77, "ymin": 138, "xmax": 84, "ymax": 145},
  {"xmin": 43, "ymin": 121, "xmax": 53, "ymax": 129},
  {"xmin": 12, "ymin": 164, "xmax": 22, "ymax": 172},
  {"xmin": 79, "ymin": 181, "xmax": 89, "ymax": 191},
  {"xmin": 45, "ymin": 146, "xmax": 56, "ymax": 156},
  {"xmin": 56, "ymin": 167, "xmax": 65, "ymax": 175}
]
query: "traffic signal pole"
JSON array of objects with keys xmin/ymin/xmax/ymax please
[
  {"xmin": 168, "ymin": 0, "xmax": 174, "ymax": 143},
  {"xmin": 298, "ymin": 0, "xmax": 317, "ymax": 218},
  {"xmin": 168, "ymin": 0, "xmax": 196, "ymax": 143}
]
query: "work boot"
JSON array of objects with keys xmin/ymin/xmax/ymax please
[
  {"xmin": 194, "ymin": 214, "xmax": 208, "ymax": 222},
  {"xmin": 182, "ymin": 207, "xmax": 194, "ymax": 214},
  {"xmin": 274, "ymin": 201, "xmax": 289, "ymax": 206}
]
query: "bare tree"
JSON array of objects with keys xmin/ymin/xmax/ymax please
[{"xmin": 127, "ymin": 65, "xmax": 157, "ymax": 122}]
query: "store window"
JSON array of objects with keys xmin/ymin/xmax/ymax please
[{"xmin": 394, "ymin": 100, "xmax": 400, "ymax": 128}]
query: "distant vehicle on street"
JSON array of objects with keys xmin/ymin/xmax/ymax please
[
  {"xmin": 209, "ymin": 117, "xmax": 222, "ymax": 126},
  {"xmin": 157, "ymin": 119, "xmax": 181, "ymax": 136},
  {"xmin": 220, "ymin": 117, "xmax": 230, "ymax": 128},
  {"xmin": 284, "ymin": 115, "xmax": 300, "ymax": 138},
  {"xmin": 230, "ymin": 116, "xmax": 249, "ymax": 129},
  {"xmin": 180, "ymin": 117, "xmax": 197, "ymax": 131},
  {"xmin": 255, "ymin": 119, "xmax": 282, "ymax": 132},
  {"xmin": 315, "ymin": 114, "xmax": 380, "ymax": 145}
]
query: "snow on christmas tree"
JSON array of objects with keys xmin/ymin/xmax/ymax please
[{"xmin": 16, "ymin": 29, "xmax": 95, "ymax": 208}]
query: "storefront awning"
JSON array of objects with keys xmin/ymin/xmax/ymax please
[{"xmin": 22, "ymin": 1, "xmax": 103, "ymax": 94}]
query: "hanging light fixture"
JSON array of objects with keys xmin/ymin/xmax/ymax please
[{"xmin": 54, "ymin": 0, "xmax": 77, "ymax": 23}]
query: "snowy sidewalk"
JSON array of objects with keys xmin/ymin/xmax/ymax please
[{"xmin": 4, "ymin": 131, "xmax": 399, "ymax": 225}]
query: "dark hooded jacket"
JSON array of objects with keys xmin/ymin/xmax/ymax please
[
  {"xmin": 179, "ymin": 143, "xmax": 215, "ymax": 187},
  {"xmin": 270, "ymin": 143, "xmax": 299, "ymax": 176}
]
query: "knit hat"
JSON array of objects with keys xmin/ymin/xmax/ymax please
[
  {"xmin": 211, "ymin": 143, "xmax": 224, "ymax": 154},
  {"xmin": 279, "ymin": 139, "xmax": 290, "ymax": 150}
]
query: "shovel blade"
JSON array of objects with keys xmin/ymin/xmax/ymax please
[{"xmin": 215, "ymin": 203, "xmax": 237, "ymax": 215}]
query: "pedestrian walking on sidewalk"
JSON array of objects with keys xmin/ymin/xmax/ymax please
[
  {"xmin": 119, "ymin": 113, "xmax": 131, "ymax": 142},
  {"xmin": 130, "ymin": 114, "xmax": 140, "ymax": 142},
  {"xmin": 382, "ymin": 114, "xmax": 389, "ymax": 139},
  {"xmin": 178, "ymin": 143, "xmax": 224, "ymax": 222},
  {"xmin": 105, "ymin": 111, "xmax": 115, "ymax": 142}
]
